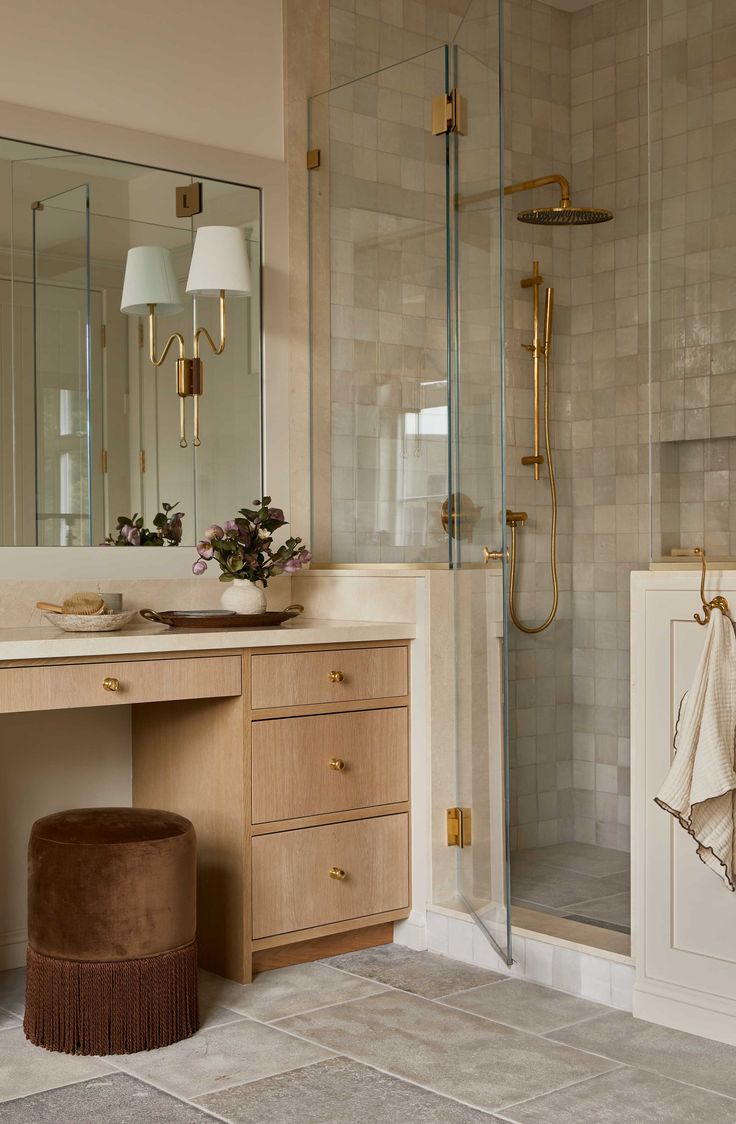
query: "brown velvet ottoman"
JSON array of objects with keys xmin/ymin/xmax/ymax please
[{"xmin": 24, "ymin": 807, "xmax": 198, "ymax": 1056}]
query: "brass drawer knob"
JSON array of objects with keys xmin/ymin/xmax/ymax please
[
  {"xmin": 329, "ymin": 670, "xmax": 344, "ymax": 683},
  {"xmin": 102, "ymin": 676, "xmax": 120, "ymax": 692},
  {"xmin": 328, "ymin": 758, "xmax": 346, "ymax": 771},
  {"xmin": 329, "ymin": 867, "xmax": 347, "ymax": 881}
]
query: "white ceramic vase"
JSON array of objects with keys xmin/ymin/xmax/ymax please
[{"xmin": 220, "ymin": 580, "xmax": 266, "ymax": 615}]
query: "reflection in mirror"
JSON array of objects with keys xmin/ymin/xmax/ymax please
[{"xmin": 0, "ymin": 140, "xmax": 262, "ymax": 545}]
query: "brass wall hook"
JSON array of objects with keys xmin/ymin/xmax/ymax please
[{"xmin": 694, "ymin": 547, "xmax": 731, "ymax": 625}]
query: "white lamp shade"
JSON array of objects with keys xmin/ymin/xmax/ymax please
[
  {"xmin": 186, "ymin": 226, "xmax": 251, "ymax": 296},
  {"xmin": 120, "ymin": 246, "xmax": 184, "ymax": 316}
]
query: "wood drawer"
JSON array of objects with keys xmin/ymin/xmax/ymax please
[
  {"xmin": 252, "ymin": 708, "xmax": 408, "ymax": 823},
  {"xmin": 0, "ymin": 655, "xmax": 242, "ymax": 714},
  {"xmin": 251, "ymin": 813, "xmax": 409, "ymax": 939},
  {"xmin": 250, "ymin": 646, "xmax": 408, "ymax": 710}
]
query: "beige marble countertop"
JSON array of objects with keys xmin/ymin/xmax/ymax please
[{"xmin": 0, "ymin": 617, "xmax": 415, "ymax": 661}]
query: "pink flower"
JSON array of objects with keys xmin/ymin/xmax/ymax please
[
  {"xmin": 196, "ymin": 540, "xmax": 214, "ymax": 559},
  {"xmin": 282, "ymin": 557, "xmax": 302, "ymax": 574},
  {"xmin": 205, "ymin": 524, "xmax": 224, "ymax": 539},
  {"xmin": 192, "ymin": 558, "xmax": 208, "ymax": 575},
  {"xmin": 224, "ymin": 519, "xmax": 239, "ymax": 533},
  {"xmin": 126, "ymin": 525, "xmax": 141, "ymax": 546}
]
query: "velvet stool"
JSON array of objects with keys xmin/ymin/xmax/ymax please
[{"xmin": 24, "ymin": 807, "xmax": 198, "ymax": 1056}]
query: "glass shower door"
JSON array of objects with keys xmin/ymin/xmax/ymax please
[{"xmin": 449, "ymin": 37, "xmax": 511, "ymax": 964}]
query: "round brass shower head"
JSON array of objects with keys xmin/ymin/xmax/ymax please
[{"xmin": 517, "ymin": 205, "xmax": 614, "ymax": 225}]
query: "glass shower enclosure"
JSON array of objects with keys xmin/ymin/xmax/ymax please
[{"xmin": 308, "ymin": 31, "xmax": 511, "ymax": 962}]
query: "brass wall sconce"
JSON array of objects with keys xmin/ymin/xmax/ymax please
[{"xmin": 121, "ymin": 226, "xmax": 251, "ymax": 448}]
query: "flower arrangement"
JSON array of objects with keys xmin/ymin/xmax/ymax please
[
  {"xmin": 192, "ymin": 498, "xmax": 311, "ymax": 583},
  {"xmin": 104, "ymin": 502, "xmax": 185, "ymax": 547}
]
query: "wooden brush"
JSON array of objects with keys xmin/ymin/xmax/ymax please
[{"xmin": 37, "ymin": 592, "xmax": 106, "ymax": 616}]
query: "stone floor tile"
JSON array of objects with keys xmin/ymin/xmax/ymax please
[
  {"xmin": 510, "ymin": 862, "xmax": 628, "ymax": 911},
  {"xmin": 0, "ymin": 1028, "xmax": 112, "ymax": 1104},
  {"xmin": 111, "ymin": 1018, "xmax": 333, "ymax": 1100},
  {"xmin": 0, "ymin": 969, "xmax": 25, "ymax": 1018},
  {"xmin": 564, "ymin": 891, "xmax": 630, "ymax": 929},
  {"xmin": 199, "ymin": 962, "xmax": 387, "ymax": 1022},
  {"xmin": 0, "ymin": 1009, "xmax": 21, "ymax": 1032},
  {"xmin": 549, "ymin": 1010, "xmax": 736, "ymax": 1098},
  {"xmin": 512, "ymin": 844, "xmax": 630, "ymax": 879},
  {"xmin": 198, "ymin": 1056, "xmax": 501, "ymax": 1122},
  {"xmin": 277, "ymin": 989, "xmax": 617, "ymax": 1114},
  {"xmin": 324, "ymin": 943, "xmax": 504, "ymax": 997},
  {"xmin": 439, "ymin": 978, "xmax": 607, "ymax": 1033},
  {"xmin": 500, "ymin": 1065, "xmax": 736, "ymax": 1123},
  {"xmin": 0, "ymin": 1073, "xmax": 218, "ymax": 1123}
]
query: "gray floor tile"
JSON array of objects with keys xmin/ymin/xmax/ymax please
[
  {"xmin": 111, "ymin": 1018, "xmax": 334, "ymax": 1100},
  {"xmin": 0, "ymin": 969, "xmax": 25, "ymax": 1017},
  {"xmin": 277, "ymin": 989, "xmax": 617, "ymax": 1113},
  {"xmin": 510, "ymin": 862, "xmax": 628, "ymax": 910},
  {"xmin": 549, "ymin": 1010, "xmax": 736, "ymax": 1099},
  {"xmin": 198, "ymin": 1056, "xmax": 500, "ymax": 1123},
  {"xmin": 513, "ymin": 843, "xmax": 630, "ymax": 879},
  {"xmin": 0, "ymin": 1009, "xmax": 21, "ymax": 1031},
  {"xmin": 0, "ymin": 1028, "xmax": 113, "ymax": 1104},
  {"xmin": 324, "ymin": 943, "xmax": 504, "ymax": 997},
  {"xmin": 0, "ymin": 1073, "xmax": 217, "ymax": 1123},
  {"xmin": 199, "ymin": 962, "xmax": 387, "ymax": 1022},
  {"xmin": 439, "ymin": 978, "xmax": 607, "ymax": 1034},
  {"xmin": 564, "ymin": 891, "xmax": 630, "ymax": 929},
  {"xmin": 500, "ymin": 1065, "xmax": 736, "ymax": 1123}
]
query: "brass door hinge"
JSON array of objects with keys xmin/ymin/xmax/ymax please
[
  {"xmin": 447, "ymin": 807, "xmax": 472, "ymax": 847},
  {"xmin": 100, "ymin": 324, "xmax": 107, "ymax": 349},
  {"xmin": 101, "ymin": 449, "xmax": 108, "ymax": 474},
  {"xmin": 306, "ymin": 148, "xmax": 321, "ymax": 170},
  {"xmin": 432, "ymin": 89, "xmax": 467, "ymax": 136},
  {"xmin": 139, "ymin": 449, "xmax": 146, "ymax": 474}
]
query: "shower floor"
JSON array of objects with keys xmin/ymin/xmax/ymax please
[{"xmin": 511, "ymin": 843, "xmax": 631, "ymax": 935}]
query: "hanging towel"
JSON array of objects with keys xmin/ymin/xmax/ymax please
[{"xmin": 656, "ymin": 606, "xmax": 736, "ymax": 890}]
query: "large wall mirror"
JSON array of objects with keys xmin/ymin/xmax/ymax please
[{"xmin": 0, "ymin": 139, "xmax": 262, "ymax": 546}]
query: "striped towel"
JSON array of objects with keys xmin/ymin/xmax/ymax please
[{"xmin": 656, "ymin": 606, "xmax": 736, "ymax": 890}]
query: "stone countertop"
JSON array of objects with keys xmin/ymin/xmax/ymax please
[{"xmin": 0, "ymin": 617, "xmax": 416, "ymax": 661}]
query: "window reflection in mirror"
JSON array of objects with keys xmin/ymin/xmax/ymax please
[{"xmin": 0, "ymin": 140, "xmax": 262, "ymax": 546}]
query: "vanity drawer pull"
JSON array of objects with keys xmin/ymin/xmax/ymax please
[
  {"xmin": 328, "ymin": 757, "xmax": 346, "ymax": 771},
  {"xmin": 329, "ymin": 867, "xmax": 347, "ymax": 881},
  {"xmin": 102, "ymin": 677, "xmax": 120, "ymax": 692},
  {"xmin": 251, "ymin": 647, "xmax": 407, "ymax": 709}
]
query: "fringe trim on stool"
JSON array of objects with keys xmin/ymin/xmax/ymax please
[{"xmin": 23, "ymin": 940, "xmax": 199, "ymax": 1055}]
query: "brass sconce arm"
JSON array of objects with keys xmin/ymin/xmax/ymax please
[
  {"xmin": 147, "ymin": 304, "xmax": 185, "ymax": 367},
  {"xmin": 194, "ymin": 290, "xmax": 227, "ymax": 358}
]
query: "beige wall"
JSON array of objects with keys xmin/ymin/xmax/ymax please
[{"xmin": 0, "ymin": 0, "xmax": 284, "ymax": 161}]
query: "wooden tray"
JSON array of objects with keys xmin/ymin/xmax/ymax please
[{"xmin": 139, "ymin": 608, "xmax": 302, "ymax": 629}]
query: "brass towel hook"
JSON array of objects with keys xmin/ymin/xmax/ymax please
[{"xmin": 694, "ymin": 548, "xmax": 731, "ymax": 625}]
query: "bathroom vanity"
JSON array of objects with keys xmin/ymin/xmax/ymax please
[{"xmin": 0, "ymin": 619, "xmax": 413, "ymax": 982}]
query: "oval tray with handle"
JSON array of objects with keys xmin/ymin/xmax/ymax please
[{"xmin": 139, "ymin": 605, "xmax": 304, "ymax": 629}]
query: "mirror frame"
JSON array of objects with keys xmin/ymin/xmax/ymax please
[{"xmin": 0, "ymin": 99, "xmax": 288, "ymax": 579}]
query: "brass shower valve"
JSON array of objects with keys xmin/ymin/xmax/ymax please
[{"xmin": 506, "ymin": 510, "xmax": 528, "ymax": 526}]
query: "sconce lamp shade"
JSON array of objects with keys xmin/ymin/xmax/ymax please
[
  {"xmin": 120, "ymin": 246, "xmax": 184, "ymax": 316},
  {"xmin": 186, "ymin": 226, "xmax": 251, "ymax": 296}
]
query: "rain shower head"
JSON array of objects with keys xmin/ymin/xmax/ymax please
[
  {"xmin": 516, "ymin": 205, "xmax": 613, "ymax": 225},
  {"xmin": 503, "ymin": 174, "xmax": 613, "ymax": 226}
]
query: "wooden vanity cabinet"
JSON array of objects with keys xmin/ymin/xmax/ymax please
[{"xmin": 132, "ymin": 640, "xmax": 411, "ymax": 983}]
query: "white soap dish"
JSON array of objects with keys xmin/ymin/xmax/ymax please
[{"xmin": 43, "ymin": 610, "xmax": 138, "ymax": 633}]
